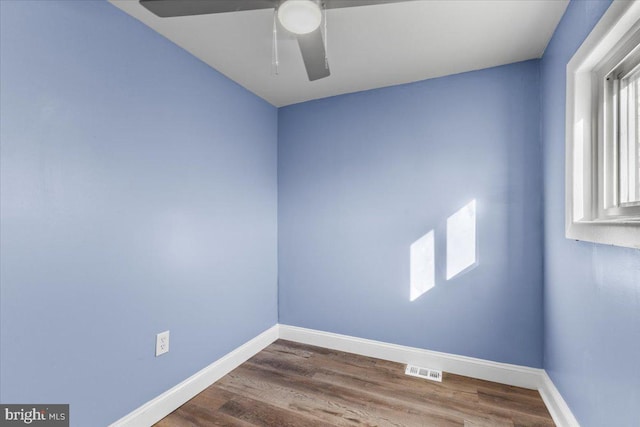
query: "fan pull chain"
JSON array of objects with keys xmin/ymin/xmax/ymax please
[
  {"xmin": 323, "ymin": 3, "xmax": 328, "ymax": 69},
  {"xmin": 272, "ymin": 8, "xmax": 279, "ymax": 75}
]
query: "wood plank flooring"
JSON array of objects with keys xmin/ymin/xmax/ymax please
[{"xmin": 155, "ymin": 340, "xmax": 554, "ymax": 426}]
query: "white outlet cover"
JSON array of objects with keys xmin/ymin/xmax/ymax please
[{"xmin": 156, "ymin": 330, "xmax": 170, "ymax": 357}]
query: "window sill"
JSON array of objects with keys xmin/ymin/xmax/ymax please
[{"xmin": 566, "ymin": 221, "xmax": 640, "ymax": 249}]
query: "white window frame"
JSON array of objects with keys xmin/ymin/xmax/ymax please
[{"xmin": 566, "ymin": 0, "xmax": 640, "ymax": 249}]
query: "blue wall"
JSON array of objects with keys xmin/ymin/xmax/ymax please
[
  {"xmin": 0, "ymin": 2, "xmax": 278, "ymax": 426},
  {"xmin": 278, "ymin": 61, "xmax": 544, "ymax": 368},
  {"xmin": 541, "ymin": 1, "xmax": 640, "ymax": 426}
]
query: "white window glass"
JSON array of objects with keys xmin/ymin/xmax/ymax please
[{"xmin": 619, "ymin": 65, "xmax": 640, "ymax": 205}]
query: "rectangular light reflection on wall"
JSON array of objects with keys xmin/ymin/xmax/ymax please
[
  {"xmin": 446, "ymin": 200, "xmax": 477, "ymax": 280},
  {"xmin": 410, "ymin": 230, "xmax": 435, "ymax": 301}
]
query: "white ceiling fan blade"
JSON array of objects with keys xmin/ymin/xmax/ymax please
[
  {"xmin": 297, "ymin": 28, "xmax": 331, "ymax": 81},
  {"xmin": 139, "ymin": 0, "xmax": 277, "ymax": 18}
]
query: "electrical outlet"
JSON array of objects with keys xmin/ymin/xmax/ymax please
[{"xmin": 156, "ymin": 330, "xmax": 170, "ymax": 357}]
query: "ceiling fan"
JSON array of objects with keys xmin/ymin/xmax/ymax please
[{"xmin": 139, "ymin": 0, "xmax": 413, "ymax": 81}]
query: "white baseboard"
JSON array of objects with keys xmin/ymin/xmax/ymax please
[
  {"xmin": 109, "ymin": 325, "xmax": 279, "ymax": 427},
  {"xmin": 110, "ymin": 323, "xmax": 579, "ymax": 427},
  {"xmin": 279, "ymin": 324, "xmax": 543, "ymax": 389},
  {"xmin": 539, "ymin": 371, "xmax": 581, "ymax": 427},
  {"xmin": 279, "ymin": 324, "xmax": 580, "ymax": 427}
]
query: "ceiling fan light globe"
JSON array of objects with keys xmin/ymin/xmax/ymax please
[{"xmin": 278, "ymin": 0, "xmax": 322, "ymax": 35}]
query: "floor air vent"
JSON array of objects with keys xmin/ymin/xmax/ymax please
[{"xmin": 405, "ymin": 364, "xmax": 443, "ymax": 382}]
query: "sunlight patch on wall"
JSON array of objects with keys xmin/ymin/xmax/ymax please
[
  {"xmin": 410, "ymin": 230, "xmax": 435, "ymax": 301},
  {"xmin": 446, "ymin": 199, "xmax": 477, "ymax": 280}
]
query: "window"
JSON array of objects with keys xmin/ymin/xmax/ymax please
[
  {"xmin": 566, "ymin": 0, "xmax": 640, "ymax": 248},
  {"xmin": 600, "ymin": 32, "xmax": 640, "ymax": 219},
  {"xmin": 617, "ymin": 66, "xmax": 640, "ymax": 207}
]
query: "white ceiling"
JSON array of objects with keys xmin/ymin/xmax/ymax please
[{"xmin": 110, "ymin": 0, "xmax": 569, "ymax": 107}]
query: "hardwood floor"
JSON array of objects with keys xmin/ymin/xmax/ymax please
[{"xmin": 155, "ymin": 340, "xmax": 555, "ymax": 426}]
